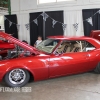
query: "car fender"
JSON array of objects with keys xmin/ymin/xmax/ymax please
[
  {"xmin": 2, "ymin": 56, "xmax": 49, "ymax": 81},
  {"xmin": 2, "ymin": 65, "xmax": 35, "ymax": 81}
]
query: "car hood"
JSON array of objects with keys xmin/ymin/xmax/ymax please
[{"xmin": 0, "ymin": 32, "xmax": 40, "ymax": 55}]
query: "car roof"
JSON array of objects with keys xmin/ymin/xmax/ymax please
[
  {"xmin": 48, "ymin": 36, "xmax": 92, "ymax": 40},
  {"xmin": 47, "ymin": 35, "xmax": 100, "ymax": 48}
]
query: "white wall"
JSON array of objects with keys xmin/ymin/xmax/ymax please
[
  {"xmin": 11, "ymin": 0, "xmax": 100, "ymax": 14},
  {"xmin": 10, "ymin": 0, "xmax": 100, "ymax": 43},
  {"xmin": 0, "ymin": 15, "xmax": 4, "ymax": 30},
  {"xmin": 0, "ymin": 9, "xmax": 8, "ymax": 30}
]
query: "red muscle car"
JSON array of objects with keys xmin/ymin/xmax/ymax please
[{"xmin": 0, "ymin": 32, "xmax": 100, "ymax": 87}]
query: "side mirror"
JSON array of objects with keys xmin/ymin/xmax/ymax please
[{"xmin": 54, "ymin": 51, "xmax": 63, "ymax": 56}]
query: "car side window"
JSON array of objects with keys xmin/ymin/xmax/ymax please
[
  {"xmin": 82, "ymin": 41, "xmax": 96, "ymax": 52},
  {"xmin": 56, "ymin": 40, "xmax": 96, "ymax": 54},
  {"xmin": 56, "ymin": 41, "xmax": 71, "ymax": 54}
]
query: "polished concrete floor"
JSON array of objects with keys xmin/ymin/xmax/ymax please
[{"xmin": 0, "ymin": 72, "xmax": 100, "ymax": 100}]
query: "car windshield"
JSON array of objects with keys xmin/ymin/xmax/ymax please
[{"xmin": 36, "ymin": 39, "xmax": 60, "ymax": 53}]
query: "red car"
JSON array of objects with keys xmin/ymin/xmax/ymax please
[{"xmin": 0, "ymin": 31, "xmax": 100, "ymax": 87}]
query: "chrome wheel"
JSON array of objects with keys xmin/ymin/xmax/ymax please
[{"xmin": 8, "ymin": 69, "xmax": 26, "ymax": 85}]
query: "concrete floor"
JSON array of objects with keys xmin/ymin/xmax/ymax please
[{"xmin": 0, "ymin": 72, "xmax": 100, "ymax": 100}]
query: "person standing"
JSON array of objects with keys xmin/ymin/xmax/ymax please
[{"xmin": 34, "ymin": 36, "xmax": 42, "ymax": 47}]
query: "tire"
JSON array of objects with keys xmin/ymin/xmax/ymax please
[
  {"xmin": 94, "ymin": 62, "xmax": 100, "ymax": 74},
  {"xmin": 4, "ymin": 68, "xmax": 30, "ymax": 87}
]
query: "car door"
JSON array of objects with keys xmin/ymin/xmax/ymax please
[
  {"xmin": 49, "ymin": 40, "xmax": 90, "ymax": 77},
  {"xmin": 49, "ymin": 51, "xmax": 90, "ymax": 78}
]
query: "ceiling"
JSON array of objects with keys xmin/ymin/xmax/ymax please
[{"xmin": 0, "ymin": 0, "xmax": 8, "ymax": 8}]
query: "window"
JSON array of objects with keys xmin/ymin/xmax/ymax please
[
  {"xmin": 36, "ymin": 39, "xmax": 60, "ymax": 53},
  {"xmin": 83, "ymin": 41, "xmax": 96, "ymax": 52},
  {"xmin": 57, "ymin": 0, "xmax": 75, "ymax": 2},
  {"xmin": 38, "ymin": 0, "xmax": 76, "ymax": 4},
  {"xmin": 39, "ymin": 0, "xmax": 56, "ymax": 4},
  {"xmin": 56, "ymin": 40, "xmax": 96, "ymax": 54}
]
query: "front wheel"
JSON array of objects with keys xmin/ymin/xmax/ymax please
[{"xmin": 4, "ymin": 68, "xmax": 30, "ymax": 87}]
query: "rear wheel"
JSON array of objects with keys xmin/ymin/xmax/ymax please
[
  {"xmin": 94, "ymin": 62, "xmax": 100, "ymax": 74},
  {"xmin": 4, "ymin": 68, "xmax": 30, "ymax": 87}
]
